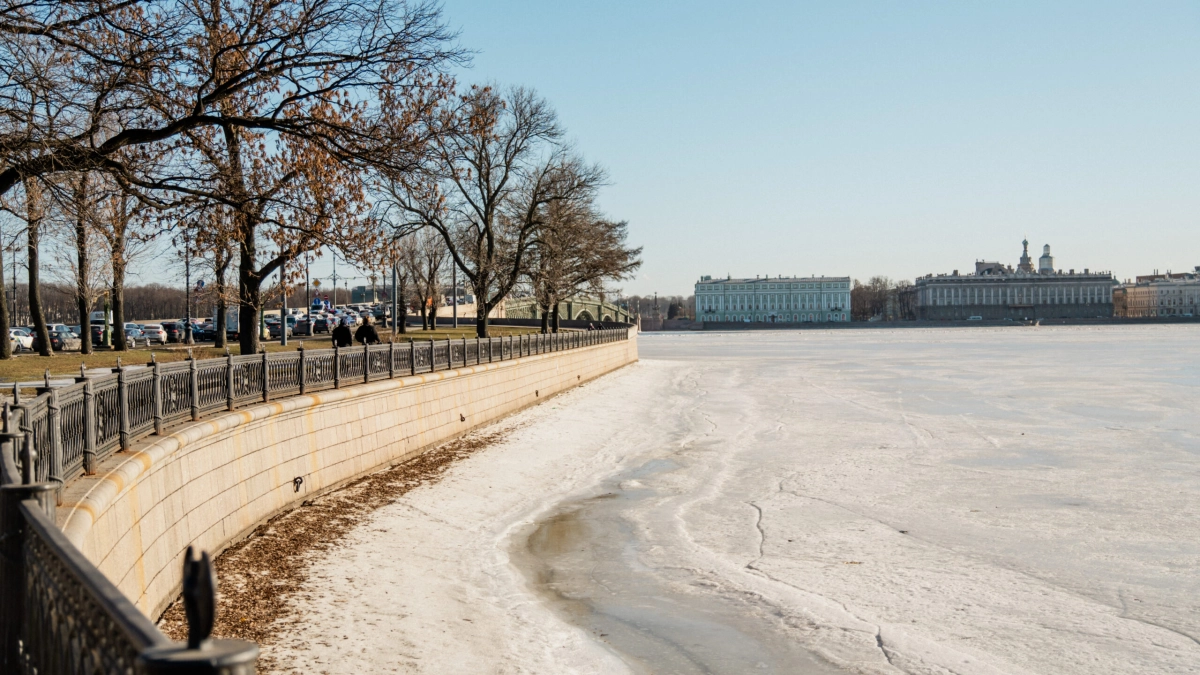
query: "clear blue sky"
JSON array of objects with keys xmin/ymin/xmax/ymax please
[
  {"xmin": 298, "ymin": 1, "xmax": 1200, "ymax": 298},
  {"xmin": 434, "ymin": 0, "xmax": 1200, "ymax": 296}
]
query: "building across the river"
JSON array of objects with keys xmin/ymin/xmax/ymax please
[
  {"xmin": 1117, "ymin": 268, "xmax": 1200, "ymax": 318},
  {"xmin": 915, "ymin": 240, "xmax": 1115, "ymax": 321},
  {"xmin": 694, "ymin": 275, "xmax": 851, "ymax": 324}
]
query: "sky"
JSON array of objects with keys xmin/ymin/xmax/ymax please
[{"xmin": 306, "ymin": 1, "xmax": 1200, "ymax": 297}]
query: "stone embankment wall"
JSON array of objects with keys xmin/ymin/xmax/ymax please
[{"xmin": 57, "ymin": 331, "xmax": 638, "ymax": 618}]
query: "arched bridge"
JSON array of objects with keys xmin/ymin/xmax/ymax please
[{"xmin": 504, "ymin": 297, "xmax": 634, "ymax": 323}]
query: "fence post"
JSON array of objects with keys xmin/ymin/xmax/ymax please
[
  {"xmin": 82, "ymin": 375, "xmax": 96, "ymax": 475},
  {"xmin": 299, "ymin": 344, "xmax": 307, "ymax": 395},
  {"xmin": 226, "ymin": 350, "xmax": 235, "ymax": 412},
  {"xmin": 364, "ymin": 343, "xmax": 370, "ymax": 383},
  {"xmin": 188, "ymin": 351, "xmax": 200, "ymax": 421},
  {"xmin": 388, "ymin": 340, "xmax": 395, "ymax": 379},
  {"xmin": 137, "ymin": 547, "xmax": 259, "ymax": 674},
  {"xmin": 0, "ymin": 475, "xmax": 56, "ymax": 673},
  {"xmin": 262, "ymin": 351, "xmax": 269, "ymax": 403},
  {"xmin": 152, "ymin": 354, "xmax": 163, "ymax": 436},
  {"xmin": 409, "ymin": 340, "xmax": 416, "ymax": 375},
  {"xmin": 117, "ymin": 358, "xmax": 130, "ymax": 451},
  {"xmin": 333, "ymin": 345, "xmax": 341, "ymax": 389},
  {"xmin": 46, "ymin": 386, "xmax": 62, "ymax": 498}
]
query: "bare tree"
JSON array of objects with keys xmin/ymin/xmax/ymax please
[
  {"xmin": 383, "ymin": 86, "xmax": 606, "ymax": 337},
  {"xmin": 402, "ymin": 230, "xmax": 448, "ymax": 330},
  {"xmin": 48, "ymin": 173, "xmax": 111, "ymax": 353},
  {"xmin": 22, "ymin": 177, "xmax": 52, "ymax": 355},
  {"xmin": 94, "ymin": 188, "xmax": 157, "ymax": 350},
  {"xmin": 0, "ymin": 0, "xmax": 463, "ymax": 199},
  {"xmin": 526, "ymin": 195, "xmax": 641, "ymax": 333}
]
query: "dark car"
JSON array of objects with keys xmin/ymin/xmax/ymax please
[
  {"xmin": 190, "ymin": 322, "xmax": 214, "ymax": 341},
  {"xmin": 312, "ymin": 316, "xmax": 330, "ymax": 333},
  {"xmin": 293, "ymin": 318, "xmax": 312, "ymax": 336},
  {"xmin": 266, "ymin": 321, "xmax": 292, "ymax": 339},
  {"xmin": 164, "ymin": 322, "xmax": 183, "ymax": 342},
  {"xmin": 32, "ymin": 324, "xmax": 81, "ymax": 352}
]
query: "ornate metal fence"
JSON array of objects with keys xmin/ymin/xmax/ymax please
[{"xmin": 0, "ymin": 327, "xmax": 629, "ymax": 673}]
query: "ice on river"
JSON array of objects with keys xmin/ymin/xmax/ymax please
[{"xmin": 269, "ymin": 326, "xmax": 1200, "ymax": 674}]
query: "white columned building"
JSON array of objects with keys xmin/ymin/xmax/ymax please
[{"xmin": 694, "ymin": 275, "xmax": 851, "ymax": 325}]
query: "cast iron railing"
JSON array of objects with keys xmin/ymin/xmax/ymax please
[{"xmin": 0, "ymin": 326, "xmax": 628, "ymax": 673}]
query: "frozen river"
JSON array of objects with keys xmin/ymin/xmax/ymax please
[{"xmin": 271, "ymin": 326, "xmax": 1200, "ymax": 674}]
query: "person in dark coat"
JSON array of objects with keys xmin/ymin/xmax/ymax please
[
  {"xmin": 332, "ymin": 318, "xmax": 353, "ymax": 348},
  {"xmin": 355, "ymin": 316, "xmax": 381, "ymax": 345}
]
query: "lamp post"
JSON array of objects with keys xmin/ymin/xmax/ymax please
[
  {"xmin": 391, "ymin": 258, "xmax": 398, "ymax": 333},
  {"xmin": 330, "ymin": 253, "xmax": 338, "ymax": 307},
  {"xmin": 183, "ymin": 231, "xmax": 194, "ymax": 345},
  {"xmin": 280, "ymin": 263, "xmax": 288, "ymax": 346}
]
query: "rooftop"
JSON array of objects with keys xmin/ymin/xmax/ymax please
[{"xmin": 697, "ymin": 275, "xmax": 849, "ymax": 285}]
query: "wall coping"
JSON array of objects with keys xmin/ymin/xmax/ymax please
[{"xmin": 57, "ymin": 344, "xmax": 613, "ymax": 548}]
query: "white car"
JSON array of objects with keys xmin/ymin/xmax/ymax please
[
  {"xmin": 139, "ymin": 323, "xmax": 168, "ymax": 344},
  {"xmin": 9, "ymin": 328, "xmax": 32, "ymax": 351}
]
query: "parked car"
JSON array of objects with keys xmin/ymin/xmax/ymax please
[
  {"xmin": 90, "ymin": 323, "xmax": 106, "ymax": 345},
  {"xmin": 9, "ymin": 328, "xmax": 32, "ymax": 352},
  {"xmin": 31, "ymin": 324, "xmax": 81, "ymax": 352},
  {"xmin": 191, "ymin": 322, "xmax": 215, "ymax": 341},
  {"xmin": 50, "ymin": 324, "xmax": 80, "ymax": 350},
  {"xmin": 267, "ymin": 321, "xmax": 292, "ymax": 339},
  {"xmin": 124, "ymin": 326, "xmax": 146, "ymax": 346},
  {"xmin": 312, "ymin": 316, "xmax": 331, "ymax": 333},
  {"xmin": 140, "ymin": 323, "xmax": 168, "ymax": 344},
  {"xmin": 164, "ymin": 322, "xmax": 183, "ymax": 342}
]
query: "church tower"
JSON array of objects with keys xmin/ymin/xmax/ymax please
[
  {"xmin": 1018, "ymin": 239, "xmax": 1033, "ymax": 272},
  {"xmin": 1039, "ymin": 244, "xmax": 1054, "ymax": 274}
]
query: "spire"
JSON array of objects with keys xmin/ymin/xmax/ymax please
[{"xmin": 1018, "ymin": 237, "xmax": 1034, "ymax": 272}]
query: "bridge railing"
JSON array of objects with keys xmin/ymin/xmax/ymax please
[{"xmin": 0, "ymin": 326, "xmax": 628, "ymax": 673}]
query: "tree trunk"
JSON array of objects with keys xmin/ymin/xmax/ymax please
[
  {"xmin": 25, "ymin": 178, "xmax": 51, "ymax": 357},
  {"xmin": 476, "ymin": 299, "xmax": 490, "ymax": 338},
  {"xmin": 551, "ymin": 305, "xmax": 560, "ymax": 333},
  {"xmin": 75, "ymin": 177, "xmax": 92, "ymax": 355},
  {"xmin": 214, "ymin": 296, "xmax": 226, "ymax": 348},
  {"xmin": 540, "ymin": 304, "xmax": 549, "ymax": 334},
  {"xmin": 111, "ymin": 258, "xmax": 127, "ymax": 351},
  {"xmin": 214, "ymin": 255, "xmax": 229, "ymax": 349},
  {"xmin": 238, "ymin": 247, "xmax": 261, "ymax": 355},
  {"xmin": 0, "ymin": 237, "xmax": 10, "ymax": 360},
  {"xmin": 419, "ymin": 301, "xmax": 428, "ymax": 331},
  {"xmin": 110, "ymin": 201, "xmax": 128, "ymax": 351},
  {"xmin": 395, "ymin": 279, "xmax": 407, "ymax": 334}
]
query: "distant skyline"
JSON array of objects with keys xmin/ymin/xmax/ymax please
[{"xmin": 304, "ymin": 2, "xmax": 1200, "ymax": 296}]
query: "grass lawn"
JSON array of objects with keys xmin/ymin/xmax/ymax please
[{"xmin": 0, "ymin": 325, "xmax": 542, "ymax": 383}]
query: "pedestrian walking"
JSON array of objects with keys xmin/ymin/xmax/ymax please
[
  {"xmin": 355, "ymin": 316, "xmax": 381, "ymax": 345},
  {"xmin": 332, "ymin": 317, "xmax": 353, "ymax": 348}
]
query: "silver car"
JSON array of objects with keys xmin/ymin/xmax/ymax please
[{"xmin": 139, "ymin": 323, "xmax": 168, "ymax": 344}]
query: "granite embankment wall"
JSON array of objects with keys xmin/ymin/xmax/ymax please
[{"xmin": 56, "ymin": 331, "xmax": 638, "ymax": 618}]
